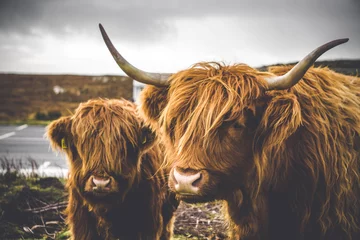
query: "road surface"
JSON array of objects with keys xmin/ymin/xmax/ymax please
[{"xmin": 0, "ymin": 124, "xmax": 68, "ymax": 176}]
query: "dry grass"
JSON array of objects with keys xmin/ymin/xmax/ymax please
[
  {"xmin": 0, "ymin": 74, "xmax": 133, "ymax": 121},
  {"xmin": 0, "ymin": 158, "xmax": 229, "ymax": 239}
]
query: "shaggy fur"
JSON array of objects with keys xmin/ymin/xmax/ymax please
[
  {"xmin": 47, "ymin": 98, "xmax": 178, "ymax": 240},
  {"xmin": 139, "ymin": 62, "xmax": 360, "ymax": 240}
]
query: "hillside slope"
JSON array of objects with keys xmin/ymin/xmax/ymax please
[
  {"xmin": 0, "ymin": 59, "xmax": 358, "ymax": 121},
  {"xmin": 0, "ymin": 74, "xmax": 132, "ymax": 121}
]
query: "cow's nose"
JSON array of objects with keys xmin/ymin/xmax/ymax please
[
  {"xmin": 172, "ymin": 167, "xmax": 202, "ymax": 195},
  {"xmin": 92, "ymin": 176, "xmax": 111, "ymax": 188}
]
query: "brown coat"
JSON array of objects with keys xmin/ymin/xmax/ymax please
[
  {"xmin": 139, "ymin": 63, "xmax": 360, "ymax": 240},
  {"xmin": 47, "ymin": 98, "xmax": 178, "ymax": 240}
]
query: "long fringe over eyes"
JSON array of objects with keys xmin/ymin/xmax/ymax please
[{"xmin": 71, "ymin": 98, "xmax": 142, "ymax": 175}]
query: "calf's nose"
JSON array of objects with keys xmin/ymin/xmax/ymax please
[
  {"xmin": 92, "ymin": 176, "xmax": 111, "ymax": 188},
  {"xmin": 172, "ymin": 167, "xmax": 202, "ymax": 195}
]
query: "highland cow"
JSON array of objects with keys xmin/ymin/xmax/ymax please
[
  {"xmin": 47, "ymin": 98, "xmax": 178, "ymax": 240},
  {"xmin": 99, "ymin": 24, "xmax": 360, "ymax": 239}
]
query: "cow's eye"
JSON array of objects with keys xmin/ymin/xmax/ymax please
[{"xmin": 233, "ymin": 122, "xmax": 244, "ymax": 129}]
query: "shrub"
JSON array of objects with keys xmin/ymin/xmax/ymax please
[{"xmin": 35, "ymin": 111, "xmax": 61, "ymax": 120}]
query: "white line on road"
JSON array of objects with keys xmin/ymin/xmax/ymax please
[
  {"xmin": 0, "ymin": 132, "xmax": 15, "ymax": 140},
  {"xmin": 16, "ymin": 124, "xmax": 28, "ymax": 131}
]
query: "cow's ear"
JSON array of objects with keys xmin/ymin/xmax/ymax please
[
  {"xmin": 138, "ymin": 85, "xmax": 168, "ymax": 130},
  {"xmin": 46, "ymin": 116, "xmax": 73, "ymax": 152},
  {"xmin": 139, "ymin": 126, "xmax": 157, "ymax": 152},
  {"xmin": 255, "ymin": 93, "xmax": 302, "ymax": 151}
]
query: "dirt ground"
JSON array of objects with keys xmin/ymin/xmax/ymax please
[
  {"xmin": 174, "ymin": 201, "xmax": 228, "ymax": 239},
  {"xmin": 0, "ymin": 171, "xmax": 229, "ymax": 239}
]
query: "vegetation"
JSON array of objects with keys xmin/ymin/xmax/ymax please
[
  {"xmin": 35, "ymin": 111, "xmax": 62, "ymax": 121},
  {"xmin": 0, "ymin": 158, "xmax": 227, "ymax": 239},
  {"xmin": 0, "ymin": 172, "xmax": 67, "ymax": 239},
  {"xmin": 0, "ymin": 120, "xmax": 52, "ymax": 126},
  {"xmin": 0, "ymin": 74, "xmax": 133, "ymax": 123}
]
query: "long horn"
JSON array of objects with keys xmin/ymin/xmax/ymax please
[
  {"xmin": 265, "ymin": 38, "xmax": 349, "ymax": 90},
  {"xmin": 99, "ymin": 24, "xmax": 170, "ymax": 87}
]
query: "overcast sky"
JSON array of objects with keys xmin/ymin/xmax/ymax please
[{"xmin": 0, "ymin": 0, "xmax": 359, "ymax": 75}]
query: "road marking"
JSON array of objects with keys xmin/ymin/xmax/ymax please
[
  {"xmin": 0, "ymin": 132, "xmax": 15, "ymax": 140},
  {"xmin": 16, "ymin": 124, "xmax": 28, "ymax": 131}
]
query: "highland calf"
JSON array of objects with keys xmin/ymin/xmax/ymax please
[
  {"xmin": 47, "ymin": 98, "xmax": 178, "ymax": 240},
  {"xmin": 100, "ymin": 23, "xmax": 360, "ymax": 240}
]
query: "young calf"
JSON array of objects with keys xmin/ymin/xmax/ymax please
[{"xmin": 47, "ymin": 98, "xmax": 178, "ymax": 240}]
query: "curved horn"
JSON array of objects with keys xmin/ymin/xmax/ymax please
[
  {"xmin": 99, "ymin": 24, "xmax": 170, "ymax": 87},
  {"xmin": 265, "ymin": 38, "xmax": 349, "ymax": 91}
]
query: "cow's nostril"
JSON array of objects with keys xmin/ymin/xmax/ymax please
[{"xmin": 191, "ymin": 173, "xmax": 202, "ymax": 187}]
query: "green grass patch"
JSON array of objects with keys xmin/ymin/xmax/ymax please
[
  {"xmin": 0, "ymin": 159, "xmax": 226, "ymax": 239},
  {"xmin": 0, "ymin": 171, "xmax": 67, "ymax": 239},
  {"xmin": 0, "ymin": 119, "xmax": 52, "ymax": 126}
]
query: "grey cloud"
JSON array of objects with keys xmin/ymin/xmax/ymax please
[
  {"xmin": 0, "ymin": 0, "xmax": 173, "ymax": 42},
  {"xmin": 0, "ymin": 0, "xmax": 359, "ymax": 43},
  {"xmin": 0, "ymin": 0, "xmax": 358, "ymax": 74}
]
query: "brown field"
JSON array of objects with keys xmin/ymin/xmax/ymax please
[
  {"xmin": 0, "ymin": 74, "xmax": 132, "ymax": 121},
  {"xmin": 0, "ymin": 60, "xmax": 358, "ymax": 123}
]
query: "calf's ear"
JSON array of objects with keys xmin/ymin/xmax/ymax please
[
  {"xmin": 46, "ymin": 116, "xmax": 73, "ymax": 152},
  {"xmin": 138, "ymin": 85, "xmax": 169, "ymax": 131}
]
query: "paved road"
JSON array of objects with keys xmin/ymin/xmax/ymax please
[{"xmin": 0, "ymin": 124, "xmax": 68, "ymax": 176}]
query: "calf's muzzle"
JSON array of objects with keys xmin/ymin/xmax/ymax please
[{"xmin": 92, "ymin": 176, "xmax": 111, "ymax": 190}]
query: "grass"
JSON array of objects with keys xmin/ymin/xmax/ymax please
[
  {"xmin": 0, "ymin": 119, "xmax": 52, "ymax": 126},
  {"xmin": 0, "ymin": 157, "xmax": 67, "ymax": 239},
  {"xmin": 0, "ymin": 172, "xmax": 67, "ymax": 239},
  {"xmin": 0, "ymin": 157, "xmax": 227, "ymax": 239},
  {"xmin": 172, "ymin": 234, "xmax": 202, "ymax": 239}
]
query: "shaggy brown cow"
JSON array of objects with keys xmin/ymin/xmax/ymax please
[
  {"xmin": 47, "ymin": 98, "xmax": 178, "ymax": 240},
  {"xmin": 99, "ymin": 24, "xmax": 360, "ymax": 239}
]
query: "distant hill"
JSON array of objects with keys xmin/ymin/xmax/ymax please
[
  {"xmin": 0, "ymin": 74, "xmax": 132, "ymax": 121},
  {"xmin": 0, "ymin": 59, "xmax": 359, "ymax": 122},
  {"xmin": 258, "ymin": 59, "xmax": 360, "ymax": 76}
]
